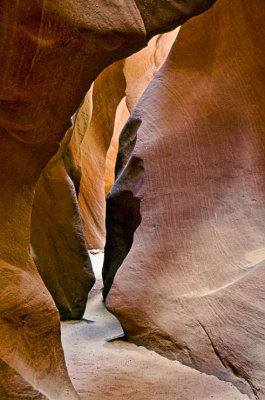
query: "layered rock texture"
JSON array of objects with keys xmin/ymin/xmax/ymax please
[
  {"xmin": 0, "ymin": 0, "xmax": 216, "ymax": 398},
  {"xmin": 102, "ymin": 28, "xmax": 180, "ymax": 294},
  {"xmin": 105, "ymin": 0, "xmax": 265, "ymax": 398},
  {"xmin": 78, "ymin": 60, "xmax": 127, "ymax": 250},
  {"xmin": 31, "ymin": 132, "xmax": 96, "ymax": 321},
  {"xmin": 31, "ymin": 28, "xmax": 179, "ymax": 319},
  {"xmin": 79, "ymin": 27, "xmax": 179, "ymax": 250}
]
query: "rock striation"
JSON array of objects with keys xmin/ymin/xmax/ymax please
[
  {"xmin": 105, "ymin": 0, "xmax": 265, "ymax": 398},
  {"xmin": 78, "ymin": 28, "xmax": 179, "ymax": 250},
  {"xmin": 102, "ymin": 28, "xmax": 179, "ymax": 296},
  {"xmin": 78, "ymin": 60, "xmax": 127, "ymax": 250},
  {"xmin": 0, "ymin": 0, "xmax": 216, "ymax": 397}
]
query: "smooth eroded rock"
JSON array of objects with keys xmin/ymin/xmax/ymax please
[
  {"xmin": 105, "ymin": 0, "xmax": 265, "ymax": 398},
  {"xmin": 0, "ymin": 0, "xmax": 218, "ymax": 396},
  {"xmin": 31, "ymin": 147, "xmax": 95, "ymax": 320}
]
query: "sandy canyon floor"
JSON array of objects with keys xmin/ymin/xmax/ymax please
[{"xmin": 61, "ymin": 253, "xmax": 248, "ymax": 400}]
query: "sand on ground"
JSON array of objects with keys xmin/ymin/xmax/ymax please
[{"xmin": 61, "ymin": 253, "xmax": 249, "ymax": 400}]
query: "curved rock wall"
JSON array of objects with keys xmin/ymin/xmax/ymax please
[
  {"xmin": 0, "ymin": 0, "xmax": 216, "ymax": 397},
  {"xmin": 78, "ymin": 60, "xmax": 127, "ymax": 249},
  {"xmin": 79, "ymin": 28, "xmax": 179, "ymax": 251},
  {"xmin": 102, "ymin": 28, "xmax": 179, "ymax": 296},
  {"xmin": 31, "ymin": 136, "xmax": 95, "ymax": 320},
  {"xmin": 104, "ymin": 97, "xmax": 131, "ymax": 197},
  {"xmin": 105, "ymin": 0, "xmax": 265, "ymax": 398}
]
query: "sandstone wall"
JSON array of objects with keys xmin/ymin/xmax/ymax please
[
  {"xmin": 105, "ymin": 0, "xmax": 265, "ymax": 398},
  {"xmin": 80, "ymin": 28, "xmax": 179, "ymax": 250},
  {"xmin": 0, "ymin": 1, "xmax": 215, "ymax": 397}
]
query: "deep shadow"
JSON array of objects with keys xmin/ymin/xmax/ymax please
[{"xmin": 102, "ymin": 118, "xmax": 143, "ymax": 300}]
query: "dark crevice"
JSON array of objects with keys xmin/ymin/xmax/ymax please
[
  {"xmin": 102, "ymin": 189, "xmax": 142, "ymax": 301},
  {"xmin": 198, "ymin": 322, "xmax": 227, "ymax": 370},
  {"xmin": 102, "ymin": 117, "xmax": 143, "ymax": 300}
]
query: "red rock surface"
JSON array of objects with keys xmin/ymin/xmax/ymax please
[
  {"xmin": 0, "ymin": 1, "xmax": 144, "ymax": 397},
  {"xmin": 104, "ymin": 97, "xmax": 131, "ymax": 196},
  {"xmin": 123, "ymin": 28, "xmax": 179, "ymax": 112},
  {"xmin": 1, "ymin": 0, "xmax": 216, "ymax": 397},
  {"xmin": 31, "ymin": 89, "xmax": 96, "ymax": 321},
  {"xmin": 31, "ymin": 147, "xmax": 95, "ymax": 320},
  {"xmin": 105, "ymin": 0, "xmax": 265, "ymax": 398},
  {"xmin": 79, "ymin": 60, "xmax": 126, "ymax": 250},
  {"xmin": 80, "ymin": 29, "xmax": 179, "ymax": 249}
]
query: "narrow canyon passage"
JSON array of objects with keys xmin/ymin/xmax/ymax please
[
  {"xmin": 61, "ymin": 253, "xmax": 248, "ymax": 400},
  {"xmin": 1, "ymin": 1, "xmax": 265, "ymax": 398}
]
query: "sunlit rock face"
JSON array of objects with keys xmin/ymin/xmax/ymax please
[
  {"xmin": 104, "ymin": 97, "xmax": 131, "ymax": 197},
  {"xmin": 78, "ymin": 60, "xmax": 127, "ymax": 250},
  {"xmin": 79, "ymin": 28, "xmax": 179, "ymax": 251},
  {"xmin": 105, "ymin": 0, "xmax": 265, "ymax": 398},
  {"xmin": 101, "ymin": 28, "xmax": 180, "ymax": 295},
  {"xmin": 32, "ymin": 28, "xmax": 179, "ymax": 289},
  {"xmin": 0, "ymin": 0, "xmax": 216, "ymax": 397}
]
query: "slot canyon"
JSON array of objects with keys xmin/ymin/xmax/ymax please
[{"xmin": 0, "ymin": 0, "xmax": 265, "ymax": 399}]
